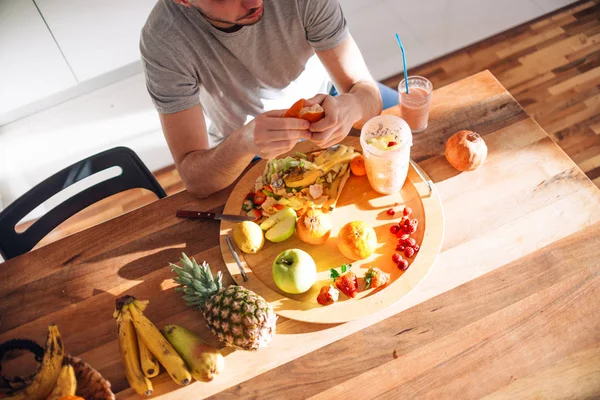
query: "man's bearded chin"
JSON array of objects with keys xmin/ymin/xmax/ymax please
[
  {"xmin": 203, "ymin": 9, "xmax": 264, "ymax": 26},
  {"xmin": 173, "ymin": 0, "xmax": 264, "ymax": 26}
]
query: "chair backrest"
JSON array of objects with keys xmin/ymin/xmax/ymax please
[{"xmin": 0, "ymin": 147, "xmax": 167, "ymax": 260}]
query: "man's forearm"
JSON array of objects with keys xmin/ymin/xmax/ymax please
[
  {"xmin": 178, "ymin": 129, "xmax": 254, "ymax": 198},
  {"xmin": 348, "ymin": 80, "xmax": 383, "ymax": 125}
]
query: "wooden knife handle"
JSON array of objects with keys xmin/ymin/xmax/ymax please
[{"xmin": 176, "ymin": 210, "xmax": 215, "ymax": 219}]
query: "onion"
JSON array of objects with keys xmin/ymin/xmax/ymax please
[{"xmin": 296, "ymin": 208, "xmax": 332, "ymax": 245}]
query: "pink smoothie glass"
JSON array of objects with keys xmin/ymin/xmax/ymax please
[{"xmin": 399, "ymin": 76, "xmax": 433, "ymax": 133}]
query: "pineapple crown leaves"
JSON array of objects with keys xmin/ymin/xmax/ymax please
[
  {"xmin": 329, "ymin": 263, "xmax": 352, "ymax": 280},
  {"xmin": 170, "ymin": 253, "xmax": 223, "ymax": 311}
]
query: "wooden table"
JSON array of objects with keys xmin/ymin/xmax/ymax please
[{"xmin": 1, "ymin": 71, "xmax": 599, "ymax": 399}]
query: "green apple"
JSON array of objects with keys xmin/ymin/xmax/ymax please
[
  {"xmin": 260, "ymin": 207, "xmax": 297, "ymax": 242},
  {"xmin": 272, "ymin": 249, "xmax": 317, "ymax": 294}
]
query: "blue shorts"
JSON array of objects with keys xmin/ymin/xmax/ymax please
[{"xmin": 329, "ymin": 81, "xmax": 399, "ymax": 109}]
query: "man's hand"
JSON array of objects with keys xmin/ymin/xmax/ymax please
[
  {"xmin": 304, "ymin": 93, "xmax": 361, "ymax": 148},
  {"xmin": 243, "ymin": 109, "xmax": 312, "ymax": 159}
]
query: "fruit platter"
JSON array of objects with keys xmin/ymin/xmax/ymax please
[{"xmin": 219, "ymin": 135, "xmax": 444, "ymax": 324}]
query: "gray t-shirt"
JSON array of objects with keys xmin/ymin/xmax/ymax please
[{"xmin": 140, "ymin": 0, "xmax": 348, "ymax": 147}]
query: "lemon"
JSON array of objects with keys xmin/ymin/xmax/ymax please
[{"xmin": 233, "ymin": 221, "xmax": 265, "ymax": 254}]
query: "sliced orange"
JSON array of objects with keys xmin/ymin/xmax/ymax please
[{"xmin": 350, "ymin": 155, "xmax": 366, "ymax": 176}]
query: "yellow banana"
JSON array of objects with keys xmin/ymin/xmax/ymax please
[
  {"xmin": 117, "ymin": 305, "xmax": 153, "ymax": 396},
  {"xmin": 46, "ymin": 364, "xmax": 76, "ymax": 400},
  {"xmin": 137, "ymin": 331, "xmax": 160, "ymax": 378},
  {"xmin": 325, "ymin": 163, "xmax": 350, "ymax": 210},
  {"xmin": 133, "ymin": 299, "xmax": 149, "ymax": 312},
  {"xmin": 128, "ymin": 302, "xmax": 191, "ymax": 386},
  {"xmin": 6, "ymin": 324, "xmax": 64, "ymax": 400}
]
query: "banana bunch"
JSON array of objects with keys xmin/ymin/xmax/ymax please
[
  {"xmin": 114, "ymin": 296, "xmax": 192, "ymax": 396},
  {"xmin": 5, "ymin": 325, "xmax": 72, "ymax": 400},
  {"xmin": 115, "ymin": 304, "xmax": 153, "ymax": 396}
]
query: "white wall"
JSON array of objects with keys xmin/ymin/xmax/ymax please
[
  {"xmin": 34, "ymin": 0, "xmax": 156, "ymax": 82},
  {"xmin": 0, "ymin": 0, "xmax": 77, "ymax": 115},
  {"xmin": 0, "ymin": 0, "xmax": 155, "ymax": 126},
  {"xmin": 344, "ymin": 0, "xmax": 577, "ymax": 81}
]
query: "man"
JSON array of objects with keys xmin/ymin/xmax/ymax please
[{"xmin": 141, "ymin": 0, "xmax": 392, "ymax": 198}]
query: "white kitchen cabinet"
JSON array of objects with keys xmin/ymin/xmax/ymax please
[
  {"xmin": 0, "ymin": 0, "xmax": 77, "ymax": 121},
  {"xmin": 34, "ymin": 0, "xmax": 157, "ymax": 82}
]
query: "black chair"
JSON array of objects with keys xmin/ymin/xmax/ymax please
[{"xmin": 0, "ymin": 146, "xmax": 167, "ymax": 260}]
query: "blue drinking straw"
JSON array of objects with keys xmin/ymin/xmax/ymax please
[{"xmin": 395, "ymin": 33, "xmax": 409, "ymax": 94}]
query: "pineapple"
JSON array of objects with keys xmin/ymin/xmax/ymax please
[{"xmin": 171, "ymin": 253, "xmax": 277, "ymax": 351}]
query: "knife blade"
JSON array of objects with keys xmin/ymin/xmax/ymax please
[
  {"xmin": 176, "ymin": 210, "xmax": 255, "ymax": 222},
  {"xmin": 225, "ymin": 235, "xmax": 248, "ymax": 282},
  {"xmin": 409, "ymin": 159, "xmax": 433, "ymax": 195}
]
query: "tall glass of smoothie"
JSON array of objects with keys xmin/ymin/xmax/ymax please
[
  {"xmin": 399, "ymin": 76, "xmax": 433, "ymax": 133},
  {"xmin": 360, "ymin": 115, "xmax": 413, "ymax": 195}
]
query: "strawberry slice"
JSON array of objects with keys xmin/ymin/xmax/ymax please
[
  {"xmin": 247, "ymin": 209, "xmax": 262, "ymax": 222},
  {"xmin": 253, "ymin": 191, "xmax": 267, "ymax": 206},
  {"xmin": 317, "ymin": 285, "xmax": 340, "ymax": 306},
  {"xmin": 330, "ymin": 264, "xmax": 358, "ymax": 298},
  {"xmin": 364, "ymin": 267, "xmax": 390, "ymax": 289},
  {"xmin": 335, "ymin": 272, "xmax": 358, "ymax": 298}
]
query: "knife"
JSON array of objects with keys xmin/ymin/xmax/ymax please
[
  {"xmin": 409, "ymin": 159, "xmax": 433, "ymax": 196},
  {"xmin": 225, "ymin": 235, "xmax": 248, "ymax": 282},
  {"xmin": 176, "ymin": 210, "xmax": 255, "ymax": 222}
]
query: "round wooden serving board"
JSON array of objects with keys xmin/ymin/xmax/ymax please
[{"xmin": 220, "ymin": 136, "xmax": 444, "ymax": 324}]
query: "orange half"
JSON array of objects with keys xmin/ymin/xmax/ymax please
[
  {"xmin": 283, "ymin": 98, "xmax": 305, "ymax": 118},
  {"xmin": 299, "ymin": 104, "xmax": 325, "ymax": 123},
  {"xmin": 283, "ymin": 99, "xmax": 325, "ymax": 122}
]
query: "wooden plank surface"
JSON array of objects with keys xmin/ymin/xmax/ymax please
[
  {"xmin": 214, "ymin": 222, "xmax": 600, "ymax": 399},
  {"xmin": 1, "ymin": 71, "xmax": 599, "ymax": 399}
]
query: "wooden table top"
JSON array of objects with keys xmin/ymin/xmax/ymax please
[{"xmin": 1, "ymin": 70, "xmax": 599, "ymax": 399}]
